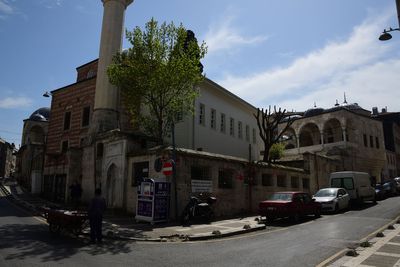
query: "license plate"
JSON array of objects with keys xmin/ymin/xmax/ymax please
[{"xmin": 267, "ymin": 207, "xmax": 275, "ymax": 211}]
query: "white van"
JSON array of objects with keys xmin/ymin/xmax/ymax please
[{"xmin": 329, "ymin": 171, "xmax": 376, "ymax": 203}]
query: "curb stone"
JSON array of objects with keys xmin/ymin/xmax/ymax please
[
  {"xmin": 187, "ymin": 224, "xmax": 266, "ymax": 241},
  {"xmin": 317, "ymin": 215, "xmax": 400, "ymax": 267}
]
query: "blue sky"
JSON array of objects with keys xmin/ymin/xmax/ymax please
[{"xmin": 1, "ymin": 0, "xmax": 399, "ymax": 147}]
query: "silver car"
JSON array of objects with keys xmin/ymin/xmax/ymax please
[{"xmin": 313, "ymin": 188, "xmax": 350, "ymax": 213}]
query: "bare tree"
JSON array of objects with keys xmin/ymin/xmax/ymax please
[{"xmin": 254, "ymin": 106, "xmax": 295, "ymax": 163}]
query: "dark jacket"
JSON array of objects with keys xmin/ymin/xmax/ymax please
[{"xmin": 88, "ymin": 196, "xmax": 106, "ymax": 218}]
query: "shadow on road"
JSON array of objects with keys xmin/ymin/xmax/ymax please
[
  {"xmin": 349, "ymin": 201, "xmax": 377, "ymax": 211},
  {"xmin": 0, "ymin": 223, "xmax": 133, "ymax": 263},
  {"xmin": 262, "ymin": 215, "xmax": 318, "ymax": 227},
  {"xmin": 0, "ymin": 196, "xmax": 32, "ymax": 218}
]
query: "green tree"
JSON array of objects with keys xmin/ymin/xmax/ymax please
[
  {"xmin": 108, "ymin": 18, "xmax": 207, "ymax": 144},
  {"xmin": 269, "ymin": 143, "xmax": 285, "ymax": 162}
]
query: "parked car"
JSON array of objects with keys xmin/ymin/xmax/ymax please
[
  {"xmin": 313, "ymin": 188, "xmax": 350, "ymax": 213},
  {"xmin": 382, "ymin": 180, "xmax": 397, "ymax": 197},
  {"xmin": 394, "ymin": 178, "xmax": 400, "ymax": 193},
  {"xmin": 374, "ymin": 183, "xmax": 387, "ymax": 200},
  {"xmin": 259, "ymin": 192, "xmax": 321, "ymax": 222},
  {"xmin": 329, "ymin": 171, "xmax": 376, "ymax": 204}
]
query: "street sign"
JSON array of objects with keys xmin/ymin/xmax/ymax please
[{"xmin": 162, "ymin": 161, "xmax": 173, "ymax": 176}]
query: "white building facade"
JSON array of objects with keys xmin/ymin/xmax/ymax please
[{"xmin": 173, "ymin": 78, "xmax": 262, "ymax": 161}]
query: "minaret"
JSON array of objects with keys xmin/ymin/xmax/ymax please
[{"xmin": 92, "ymin": 0, "xmax": 133, "ymax": 133}]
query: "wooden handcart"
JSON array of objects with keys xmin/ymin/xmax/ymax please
[{"xmin": 45, "ymin": 209, "xmax": 89, "ymax": 236}]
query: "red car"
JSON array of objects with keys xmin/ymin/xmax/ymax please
[{"xmin": 259, "ymin": 191, "xmax": 321, "ymax": 222}]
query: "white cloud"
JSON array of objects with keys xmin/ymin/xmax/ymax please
[
  {"xmin": 0, "ymin": 97, "xmax": 32, "ymax": 109},
  {"xmin": 204, "ymin": 15, "xmax": 267, "ymax": 54},
  {"xmin": 217, "ymin": 9, "xmax": 400, "ymax": 112},
  {"xmin": 39, "ymin": 0, "xmax": 63, "ymax": 9},
  {"xmin": 0, "ymin": 0, "xmax": 14, "ymax": 15}
]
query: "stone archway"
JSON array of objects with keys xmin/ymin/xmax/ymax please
[
  {"xmin": 323, "ymin": 118, "xmax": 342, "ymax": 144},
  {"xmin": 299, "ymin": 123, "xmax": 320, "ymax": 147},
  {"xmin": 106, "ymin": 163, "xmax": 117, "ymax": 208}
]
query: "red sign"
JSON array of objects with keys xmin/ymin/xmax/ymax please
[{"xmin": 162, "ymin": 161, "xmax": 173, "ymax": 176}]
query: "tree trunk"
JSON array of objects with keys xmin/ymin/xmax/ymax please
[{"xmin": 263, "ymin": 144, "xmax": 271, "ymax": 163}]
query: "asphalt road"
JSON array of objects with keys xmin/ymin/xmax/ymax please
[{"xmin": 1, "ymin": 193, "xmax": 400, "ymax": 267}]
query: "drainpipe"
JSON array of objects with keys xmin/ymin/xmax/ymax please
[
  {"xmin": 314, "ymin": 153, "xmax": 320, "ymax": 191},
  {"xmin": 171, "ymin": 121, "xmax": 178, "ymax": 220},
  {"xmin": 248, "ymin": 144, "xmax": 252, "ymax": 213}
]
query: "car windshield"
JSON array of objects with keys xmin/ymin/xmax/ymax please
[
  {"xmin": 268, "ymin": 193, "xmax": 293, "ymax": 201},
  {"xmin": 314, "ymin": 189, "xmax": 336, "ymax": 197},
  {"xmin": 383, "ymin": 184, "xmax": 391, "ymax": 189}
]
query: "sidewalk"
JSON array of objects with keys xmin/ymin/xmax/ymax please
[
  {"xmin": 0, "ymin": 179, "xmax": 265, "ymax": 242},
  {"xmin": 324, "ymin": 218, "xmax": 400, "ymax": 267}
]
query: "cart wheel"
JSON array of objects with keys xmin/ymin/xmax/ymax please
[
  {"xmin": 49, "ymin": 223, "xmax": 60, "ymax": 235},
  {"xmin": 72, "ymin": 227, "xmax": 82, "ymax": 236}
]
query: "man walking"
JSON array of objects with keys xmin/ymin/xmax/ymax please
[{"xmin": 88, "ymin": 188, "xmax": 106, "ymax": 244}]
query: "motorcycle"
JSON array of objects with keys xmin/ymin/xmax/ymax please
[{"xmin": 181, "ymin": 194, "xmax": 217, "ymax": 225}]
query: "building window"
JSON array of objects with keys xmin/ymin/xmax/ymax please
[
  {"xmin": 175, "ymin": 110, "xmax": 183, "ymax": 122},
  {"xmin": 261, "ymin": 173, "xmax": 273, "ymax": 186},
  {"xmin": 220, "ymin": 113, "xmax": 226, "ymax": 133},
  {"xmin": 277, "ymin": 174, "xmax": 286, "ymax": 187},
  {"xmin": 63, "ymin": 111, "xmax": 71, "ymax": 130},
  {"xmin": 81, "ymin": 106, "xmax": 90, "ymax": 127},
  {"xmin": 96, "ymin": 143, "xmax": 104, "ymax": 158},
  {"xmin": 132, "ymin": 161, "xmax": 149, "ymax": 186},
  {"xmin": 302, "ymin": 178, "xmax": 310, "ymax": 189},
  {"xmin": 238, "ymin": 121, "xmax": 243, "ymax": 139},
  {"xmin": 363, "ymin": 134, "xmax": 368, "ymax": 147},
  {"xmin": 376, "ymin": 137, "xmax": 380, "ymax": 149},
  {"xmin": 230, "ymin": 118, "xmax": 235, "ymax": 136},
  {"xmin": 191, "ymin": 166, "xmax": 211, "ymax": 180},
  {"xmin": 370, "ymin": 135, "xmax": 374, "ymax": 148},
  {"xmin": 210, "ymin": 108, "xmax": 216, "ymax": 130},
  {"xmin": 291, "ymin": 176, "xmax": 299, "ymax": 188},
  {"xmin": 199, "ymin": 103, "xmax": 205, "ymax": 126},
  {"xmin": 218, "ymin": 169, "xmax": 234, "ymax": 189},
  {"xmin": 253, "ymin": 128, "xmax": 257, "ymax": 144},
  {"xmin": 245, "ymin": 125, "xmax": 250, "ymax": 142},
  {"xmin": 61, "ymin": 140, "xmax": 68, "ymax": 153},
  {"xmin": 87, "ymin": 69, "xmax": 96, "ymax": 79}
]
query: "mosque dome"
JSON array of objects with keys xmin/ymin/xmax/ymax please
[
  {"xmin": 281, "ymin": 114, "xmax": 303, "ymax": 122},
  {"xmin": 29, "ymin": 107, "xmax": 50, "ymax": 122},
  {"xmin": 303, "ymin": 105, "xmax": 324, "ymax": 117}
]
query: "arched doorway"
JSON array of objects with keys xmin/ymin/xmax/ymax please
[{"xmin": 106, "ymin": 164, "xmax": 117, "ymax": 208}]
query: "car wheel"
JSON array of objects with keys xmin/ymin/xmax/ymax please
[
  {"xmin": 314, "ymin": 208, "xmax": 321, "ymax": 218},
  {"xmin": 292, "ymin": 213, "xmax": 300, "ymax": 222},
  {"xmin": 334, "ymin": 203, "xmax": 339, "ymax": 213}
]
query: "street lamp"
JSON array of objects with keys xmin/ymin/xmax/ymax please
[
  {"xmin": 379, "ymin": 28, "xmax": 400, "ymax": 41},
  {"xmin": 43, "ymin": 91, "xmax": 52, "ymax": 97},
  {"xmin": 379, "ymin": 0, "xmax": 400, "ymax": 41}
]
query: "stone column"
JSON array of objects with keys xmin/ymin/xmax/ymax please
[
  {"xmin": 92, "ymin": 0, "xmax": 134, "ymax": 133},
  {"xmin": 320, "ymin": 131, "xmax": 324, "ymax": 147},
  {"xmin": 342, "ymin": 127, "xmax": 347, "ymax": 145},
  {"xmin": 296, "ymin": 134, "xmax": 300, "ymax": 153}
]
